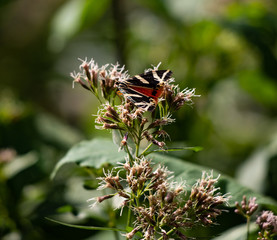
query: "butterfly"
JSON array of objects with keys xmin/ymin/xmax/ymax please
[{"xmin": 116, "ymin": 70, "xmax": 173, "ymax": 111}]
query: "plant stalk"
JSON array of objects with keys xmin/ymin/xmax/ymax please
[{"xmin": 246, "ymin": 216, "xmax": 250, "ymax": 240}]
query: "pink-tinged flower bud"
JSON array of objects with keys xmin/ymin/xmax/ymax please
[
  {"xmin": 82, "ymin": 63, "xmax": 91, "ymax": 81},
  {"xmin": 105, "ymin": 105, "xmax": 119, "ymax": 118},
  {"xmin": 97, "ymin": 116, "xmax": 114, "ymax": 124},
  {"xmin": 152, "ymin": 130, "xmax": 169, "ymax": 139},
  {"xmin": 131, "ymin": 179, "xmax": 138, "ymax": 192},
  {"xmin": 91, "ymin": 69, "xmax": 98, "ymax": 88},
  {"xmin": 124, "ymin": 227, "xmax": 140, "ymax": 239},
  {"xmin": 148, "ymin": 119, "xmax": 162, "ymax": 129},
  {"xmin": 164, "ymin": 191, "xmax": 174, "ymax": 203},
  {"xmin": 97, "ymin": 194, "xmax": 114, "ymax": 203},
  {"xmin": 256, "ymin": 211, "xmax": 277, "ymax": 233},
  {"xmin": 152, "ymin": 139, "xmax": 165, "ymax": 148},
  {"xmin": 235, "ymin": 195, "xmax": 258, "ymax": 217},
  {"xmin": 118, "ymin": 191, "xmax": 130, "ymax": 199},
  {"xmin": 100, "ymin": 70, "xmax": 106, "ymax": 78},
  {"xmin": 103, "ymin": 123, "xmax": 121, "ymax": 130},
  {"xmin": 73, "ymin": 77, "xmax": 91, "ymax": 91},
  {"xmin": 140, "ymin": 118, "xmax": 148, "ymax": 128},
  {"xmin": 143, "ymin": 131, "xmax": 153, "ymax": 141},
  {"xmin": 120, "ymin": 133, "xmax": 128, "ymax": 147},
  {"xmin": 138, "ymin": 207, "xmax": 156, "ymax": 225},
  {"xmin": 104, "ymin": 112, "xmax": 120, "ymax": 122}
]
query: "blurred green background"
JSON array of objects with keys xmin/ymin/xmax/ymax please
[{"xmin": 1, "ymin": 0, "xmax": 277, "ymax": 239}]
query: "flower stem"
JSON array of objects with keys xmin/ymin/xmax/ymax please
[
  {"xmin": 135, "ymin": 143, "xmax": 140, "ymax": 158},
  {"xmin": 127, "ymin": 199, "xmax": 133, "ymax": 229},
  {"xmin": 246, "ymin": 216, "xmax": 250, "ymax": 240},
  {"xmin": 139, "ymin": 142, "xmax": 153, "ymax": 157},
  {"xmin": 119, "ymin": 130, "xmax": 134, "ymax": 165},
  {"xmin": 135, "ymin": 124, "xmax": 143, "ymax": 158},
  {"xmin": 125, "ymin": 144, "xmax": 134, "ymax": 165}
]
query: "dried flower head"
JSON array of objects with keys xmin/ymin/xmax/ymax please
[
  {"xmin": 71, "ymin": 58, "xmax": 129, "ymax": 102},
  {"xmin": 94, "ymin": 156, "xmax": 228, "ymax": 239},
  {"xmin": 162, "ymin": 85, "xmax": 200, "ymax": 112},
  {"xmin": 183, "ymin": 171, "xmax": 230, "ymax": 226}
]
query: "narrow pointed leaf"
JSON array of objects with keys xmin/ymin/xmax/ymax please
[
  {"xmin": 46, "ymin": 218, "xmax": 126, "ymax": 232},
  {"xmin": 143, "ymin": 146, "xmax": 203, "ymax": 156}
]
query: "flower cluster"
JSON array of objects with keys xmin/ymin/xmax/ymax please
[
  {"xmin": 184, "ymin": 172, "xmax": 229, "ymax": 226},
  {"xmin": 256, "ymin": 210, "xmax": 277, "ymax": 240},
  {"xmin": 235, "ymin": 195, "xmax": 258, "ymax": 218},
  {"xmin": 68, "ymin": 58, "xmax": 277, "ymax": 240},
  {"xmin": 162, "ymin": 84, "xmax": 198, "ymax": 112},
  {"xmin": 72, "ymin": 58, "xmax": 216, "ymax": 239},
  {"xmin": 71, "ymin": 59, "xmax": 199, "ymax": 154},
  {"xmin": 71, "ymin": 58, "xmax": 129, "ymax": 103},
  {"xmin": 234, "ymin": 195, "xmax": 277, "ymax": 240},
  {"xmin": 95, "ymin": 103, "xmax": 174, "ymax": 151},
  {"xmin": 89, "ymin": 159, "xmax": 229, "ymax": 240}
]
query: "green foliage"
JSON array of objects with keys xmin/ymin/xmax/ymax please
[
  {"xmin": 52, "ymin": 138, "xmax": 277, "ymax": 211},
  {"xmin": 51, "ymin": 138, "xmax": 126, "ymax": 178},
  {"xmin": 1, "ymin": 0, "xmax": 277, "ymax": 239}
]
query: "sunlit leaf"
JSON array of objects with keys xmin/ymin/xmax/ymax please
[{"xmin": 51, "ymin": 138, "xmax": 125, "ymax": 178}]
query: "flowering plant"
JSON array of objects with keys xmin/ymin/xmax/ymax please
[
  {"xmin": 50, "ymin": 59, "xmax": 277, "ymax": 240},
  {"xmin": 71, "ymin": 60, "xmax": 198, "ymax": 157}
]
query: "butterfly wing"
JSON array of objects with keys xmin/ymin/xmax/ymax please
[{"xmin": 117, "ymin": 70, "xmax": 172, "ymax": 111}]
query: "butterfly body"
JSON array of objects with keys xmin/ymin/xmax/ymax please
[{"xmin": 117, "ymin": 70, "xmax": 172, "ymax": 111}]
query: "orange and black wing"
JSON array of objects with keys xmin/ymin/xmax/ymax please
[{"xmin": 117, "ymin": 70, "xmax": 172, "ymax": 111}]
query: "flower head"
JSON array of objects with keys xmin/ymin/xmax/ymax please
[
  {"xmin": 71, "ymin": 58, "xmax": 129, "ymax": 102},
  {"xmin": 235, "ymin": 195, "xmax": 258, "ymax": 217},
  {"xmin": 256, "ymin": 211, "xmax": 277, "ymax": 232},
  {"xmin": 183, "ymin": 171, "xmax": 230, "ymax": 226}
]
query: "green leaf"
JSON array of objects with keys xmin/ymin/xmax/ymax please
[
  {"xmin": 143, "ymin": 146, "xmax": 203, "ymax": 156},
  {"xmin": 46, "ymin": 218, "xmax": 125, "ymax": 232},
  {"xmin": 49, "ymin": 0, "xmax": 110, "ymax": 52},
  {"xmin": 3, "ymin": 151, "xmax": 38, "ymax": 178},
  {"xmin": 112, "ymin": 130, "xmax": 135, "ymax": 154},
  {"xmin": 35, "ymin": 113, "xmax": 82, "ymax": 149},
  {"xmin": 52, "ymin": 138, "xmax": 277, "ymax": 210},
  {"xmin": 213, "ymin": 222, "xmax": 258, "ymax": 240},
  {"xmin": 51, "ymin": 138, "xmax": 126, "ymax": 178},
  {"xmin": 238, "ymin": 70, "xmax": 277, "ymax": 108},
  {"xmin": 236, "ymin": 134, "xmax": 277, "ymax": 193}
]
